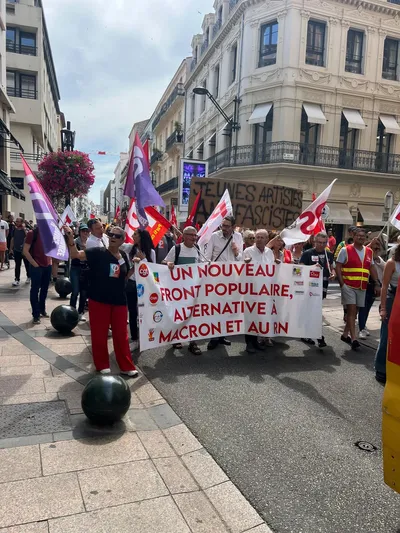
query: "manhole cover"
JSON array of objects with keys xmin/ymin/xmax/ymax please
[
  {"xmin": 355, "ymin": 440, "xmax": 377, "ymax": 452},
  {"xmin": 0, "ymin": 401, "xmax": 71, "ymax": 439}
]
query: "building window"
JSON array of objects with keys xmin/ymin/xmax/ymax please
[
  {"xmin": 253, "ymin": 106, "xmax": 273, "ymax": 163},
  {"xmin": 383, "ymin": 38, "xmax": 399, "ymax": 81},
  {"xmin": 6, "ymin": 27, "xmax": 16, "ymax": 52},
  {"xmin": 197, "ymin": 141, "xmax": 204, "ymax": 160},
  {"xmin": 218, "ymin": 5, "xmax": 223, "ymax": 24},
  {"xmin": 346, "ymin": 29, "xmax": 364, "ymax": 74},
  {"xmin": 339, "ymin": 112, "xmax": 358, "ymax": 169},
  {"xmin": 190, "ymin": 93, "xmax": 195, "ymax": 124},
  {"xmin": 259, "ymin": 21, "xmax": 278, "ymax": 68},
  {"xmin": 376, "ymin": 119, "xmax": 393, "ymax": 172},
  {"xmin": 230, "ymin": 43, "xmax": 238, "ymax": 84},
  {"xmin": 214, "ymin": 64, "xmax": 220, "ymax": 98},
  {"xmin": 306, "ymin": 20, "xmax": 326, "ymax": 67},
  {"xmin": 20, "ymin": 31, "xmax": 36, "ymax": 55},
  {"xmin": 300, "ymin": 108, "xmax": 320, "ymax": 164}
]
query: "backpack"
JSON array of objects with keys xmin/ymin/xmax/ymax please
[{"xmin": 174, "ymin": 244, "xmax": 199, "ymax": 264}]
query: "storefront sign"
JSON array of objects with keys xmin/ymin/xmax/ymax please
[{"xmin": 11, "ymin": 177, "xmax": 24, "ymax": 190}]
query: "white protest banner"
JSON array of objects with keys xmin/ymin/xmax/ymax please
[{"xmin": 137, "ymin": 262, "xmax": 323, "ymax": 350}]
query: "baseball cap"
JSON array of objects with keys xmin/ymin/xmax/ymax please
[{"xmin": 79, "ymin": 223, "xmax": 89, "ymax": 231}]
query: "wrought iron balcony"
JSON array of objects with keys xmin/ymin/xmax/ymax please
[
  {"xmin": 156, "ymin": 176, "xmax": 178, "ymax": 195},
  {"xmin": 6, "ymin": 41, "xmax": 37, "ymax": 56},
  {"xmin": 166, "ymin": 131, "xmax": 184, "ymax": 152},
  {"xmin": 7, "ymin": 87, "xmax": 37, "ymax": 99},
  {"xmin": 150, "ymin": 150, "xmax": 163, "ymax": 166},
  {"xmin": 207, "ymin": 142, "xmax": 400, "ymax": 175},
  {"xmin": 10, "ymin": 151, "xmax": 43, "ymax": 163},
  {"xmin": 152, "ymin": 83, "xmax": 185, "ymax": 131}
]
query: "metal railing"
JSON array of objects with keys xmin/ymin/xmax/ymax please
[
  {"xmin": 152, "ymin": 83, "xmax": 185, "ymax": 130},
  {"xmin": 150, "ymin": 151, "xmax": 163, "ymax": 166},
  {"xmin": 207, "ymin": 141, "xmax": 400, "ymax": 175},
  {"xmin": 156, "ymin": 176, "xmax": 178, "ymax": 195},
  {"xmin": 166, "ymin": 131, "xmax": 184, "ymax": 151},
  {"xmin": 10, "ymin": 151, "xmax": 43, "ymax": 163},
  {"xmin": 6, "ymin": 41, "xmax": 37, "ymax": 56},
  {"xmin": 7, "ymin": 87, "xmax": 37, "ymax": 99}
]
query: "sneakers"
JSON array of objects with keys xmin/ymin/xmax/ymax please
[
  {"xmin": 351, "ymin": 340, "xmax": 361, "ymax": 351},
  {"xmin": 340, "ymin": 335, "xmax": 351, "ymax": 345},
  {"xmin": 78, "ymin": 313, "xmax": 87, "ymax": 322},
  {"xmin": 131, "ymin": 340, "xmax": 139, "ymax": 351},
  {"xmin": 32, "ymin": 317, "xmax": 41, "ymax": 325},
  {"xmin": 100, "ymin": 368, "xmax": 111, "ymax": 375},
  {"xmin": 359, "ymin": 330, "xmax": 367, "ymax": 340},
  {"xmin": 121, "ymin": 370, "xmax": 139, "ymax": 377},
  {"xmin": 12, "ymin": 280, "xmax": 20, "ymax": 286},
  {"xmin": 25, "ymin": 278, "xmax": 30, "ymax": 284},
  {"xmin": 318, "ymin": 337, "xmax": 327, "ymax": 348},
  {"xmin": 40, "ymin": 312, "xmax": 49, "ymax": 318},
  {"xmin": 364, "ymin": 328, "xmax": 370, "ymax": 336},
  {"xmin": 263, "ymin": 338, "xmax": 274, "ymax": 347}
]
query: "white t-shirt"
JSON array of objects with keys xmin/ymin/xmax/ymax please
[
  {"xmin": 0, "ymin": 220, "xmax": 9, "ymax": 243},
  {"xmin": 243, "ymin": 244, "xmax": 274, "ymax": 264},
  {"xmin": 165, "ymin": 244, "xmax": 202, "ymax": 264},
  {"xmin": 86, "ymin": 233, "xmax": 109, "ymax": 249}
]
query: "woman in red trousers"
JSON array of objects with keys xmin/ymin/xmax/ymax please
[{"xmin": 64, "ymin": 225, "xmax": 138, "ymax": 377}]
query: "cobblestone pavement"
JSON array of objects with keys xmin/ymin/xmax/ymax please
[{"xmin": 0, "ymin": 265, "xmax": 272, "ymax": 533}]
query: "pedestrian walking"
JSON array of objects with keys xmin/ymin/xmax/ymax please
[
  {"xmin": 0, "ymin": 213, "xmax": 9, "ymax": 271},
  {"xmin": 300, "ymin": 231, "xmax": 336, "ymax": 348},
  {"xmin": 11, "ymin": 217, "xmax": 30, "ymax": 286},
  {"xmin": 23, "ymin": 226, "xmax": 52, "ymax": 324},
  {"xmin": 70, "ymin": 223, "xmax": 90, "ymax": 321},
  {"xmin": 336, "ymin": 228, "xmax": 380, "ymax": 350},
  {"xmin": 204, "ymin": 215, "xmax": 243, "ymax": 350},
  {"xmin": 122, "ymin": 229, "xmax": 156, "ymax": 351},
  {"xmin": 64, "ymin": 225, "xmax": 138, "ymax": 377},
  {"xmin": 358, "ymin": 240, "xmax": 383, "ymax": 339},
  {"xmin": 165, "ymin": 226, "xmax": 203, "ymax": 355}
]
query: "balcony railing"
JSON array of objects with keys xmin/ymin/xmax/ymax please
[
  {"xmin": 152, "ymin": 83, "xmax": 185, "ymax": 131},
  {"xmin": 6, "ymin": 41, "xmax": 37, "ymax": 56},
  {"xmin": 150, "ymin": 151, "xmax": 163, "ymax": 166},
  {"xmin": 156, "ymin": 176, "xmax": 178, "ymax": 195},
  {"xmin": 10, "ymin": 151, "xmax": 43, "ymax": 163},
  {"xmin": 207, "ymin": 142, "xmax": 400, "ymax": 175},
  {"xmin": 166, "ymin": 131, "xmax": 184, "ymax": 152},
  {"xmin": 7, "ymin": 87, "xmax": 37, "ymax": 99}
]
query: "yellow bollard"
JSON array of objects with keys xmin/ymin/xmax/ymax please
[{"xmin": 383, "ymin": 287, "xmax": 400, "ymax": 494}]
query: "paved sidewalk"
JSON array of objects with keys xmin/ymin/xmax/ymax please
[{"xmin": 0, "ymin": 266, "xmax": 272, "ymax": 533}]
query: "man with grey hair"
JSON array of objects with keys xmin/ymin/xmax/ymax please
[
  {"xmin": 164, "ymin": 226, "xmax": 203, "ymax": 355},
  {"xmin": 300, "ymin": 231, "xmax": 336, "ymax": 348}
]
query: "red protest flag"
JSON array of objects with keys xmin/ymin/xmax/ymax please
[
  {"xmin": 142, "ymin": 139, "xmax": 150, "ymax": 168},
  {"xmin": 169, "ymin": 204, "xmax": 177, "ymax": 228},
  {"xmin": 124, "ymin": 199, "xmax": 170, "ymax": 247},
  {"xmin": 184, "ymin": 189, "xmax": 202, "ymax": 228}
]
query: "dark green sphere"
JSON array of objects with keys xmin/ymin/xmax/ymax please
[
  {"xmin": 50, "ymin": 305, "xmax": 79, "ymax": 335},
  {"xmin": 55, "ymin": 277, "xmax": 72, "ymax": 298},
  {"xmin": 81, "ymin": 375, "xmax": 131, "ymax": 425}
]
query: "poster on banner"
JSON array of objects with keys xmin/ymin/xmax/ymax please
[
  {"xmin": 137, "ymin": 262, "xmax": 323, "ymax": 351},
  {"xmin": 189, "ymin": 178, "xmax": 303, "ymax": 230}
]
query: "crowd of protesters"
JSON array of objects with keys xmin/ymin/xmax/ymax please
[{"xmin": 0, "ymin": 210, "xmax": 397, "ymax": 385}]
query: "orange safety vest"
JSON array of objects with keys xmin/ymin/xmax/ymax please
[{"xmin": 341, "ymin": 245, "xmax": 373, "ymax": 290}]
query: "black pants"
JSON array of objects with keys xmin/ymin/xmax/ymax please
[
  {"xmin": 14, "ymin": 250, "xmax": 30, "ymax": 281},
  {"xmin": 30, "ymin": 265, "xmax": 51, "ymax": 319},
  {"xmin": 126, "ymin": 280, "xmax": 138, "ymax": 341},
  {"xmin": 245, "ymin": 334, "xmax": 258, "ymax": 347}
]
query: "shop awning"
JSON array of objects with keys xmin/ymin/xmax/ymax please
[
  {"xmin": 324, "ymin": 203, "xmax": 353, "ymax": 225},
  {"xmin": 9, "ymin": 179, "xmax": 25, "ymax": 200},
  {"xmin": 358, "ymin": 205, "xmax": 385, "ymax": 227},
  {"xmin": 248, "ymin": 103, "xmax": 273, "ymax": 125},
  {"xmin": 342, "ymin": 109, "xmax": 366, "ymax": 130},
  {"xmin": 303, "ymin": 103, "xmax": 327, "ymax": 125},
  {"xmin": 0, "ymin": 171, "xmax": 13, "ymax": 195},
  {"xmin": 380, "ymin": 115, "xmax": 400, "ymax": 135}
]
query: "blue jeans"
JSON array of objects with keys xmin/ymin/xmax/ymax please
[
  {"xmin": 69, "ymin": 267, "xmax": 87, "ymax": 314},
  {"xmin": 358, "ymin": 289, "xmax": 375, "ymax": 331},
  {"xmin": 375, "ymin": 287, "xmax": 396, "ymax": 377},
  {"xmin": 30, "ymin": 265, "xmax": 51, "ymax": 319}
]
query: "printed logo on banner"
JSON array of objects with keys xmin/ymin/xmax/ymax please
[
  {"xmin": 292, "ymin": 267, "xmax": 302, "ymax": 277},
  {"xmin": 109, "ymin": 264, "xmax": 120, "ymax": 278},
  {"xmin": 309, "ymin": 292, "xmax": 319, "ymax": 297},
  {"xmin": 310, "ymin": 270, "xmax": 320, "ymax": 278},
  {"xmin": 138, "ymin": 264, "xmax": 149, "ymax": 277},
  {"xmin": 295, "ymin": 290, "xmax": 305, "ymax": 295},
  {"xmin": 309, "ymin": 282, "xmax": 319, "ymax": 287},
  {"xmin": 153, "ymin": 272, "xmax": 160, "ymax": 283},
  {"xmin": 294, "ymin": 281, "xmax": 304, "ymax": 286},
  {"xmin": 153, "ymin": 311, "xmax": 163, "ymax": 323},
  {"xmin": 148, "ymin": 329, "xmax": 155, "ymax": 342},
  {"xmin": 149, "ymin": 293, "xmax": 159, "ymax": 305},
  {"xmin": 137, "ymin": 284, "xmax": 144, "ymax": 298}
]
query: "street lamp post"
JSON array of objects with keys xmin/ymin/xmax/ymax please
[
  {"xmin": 61, "ymin": 121, "xmax": 76, "ymax": 207},
  {"xmin": 192, "ymin": 87, "xmax": 241, "ymax": 132}
]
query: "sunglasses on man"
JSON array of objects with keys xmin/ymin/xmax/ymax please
[{"xmin": 107, "ymin": 232, "xmax": 124, "ymax": 239}]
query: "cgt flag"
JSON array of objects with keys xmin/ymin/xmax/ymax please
[
  {"xmin": 390, "ymin": 202, "xmax": 400, "ymax": 231},
  {"xmin": 125, "ymin": 198, "xmax": 170, "ymax": 247},
  {"xmin": 197, "ymin": 189, "xmax": 233, "ymax": 247},
  {"xmin": 280, "ymin": 179, "xmax": 337, "ymax": 246},
  {"xmin": 21, "ymin": 155, "xmax": 68, "ymax": 261}
]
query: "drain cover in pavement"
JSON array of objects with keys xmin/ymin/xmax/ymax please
[
  {"xmin": 355, "ymin": 441, "xmax": 377, "ymax": 452},
  {"xmin": 0, "ymin": 401, "xmax": 71, "ymax": 439}
]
